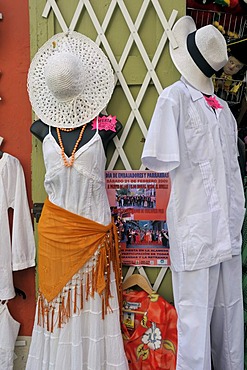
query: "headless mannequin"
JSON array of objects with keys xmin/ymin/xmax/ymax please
[{"xmin": 30, "ymin": 114, "xmax": 123, "ymax": 155}]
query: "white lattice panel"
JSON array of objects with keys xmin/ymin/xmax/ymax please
[{"xmin": 41, "ymin": 0, "xmax": 179, "ymax": 292}]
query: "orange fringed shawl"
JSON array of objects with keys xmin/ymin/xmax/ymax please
[{"xmin": 37, "ymin": 198, "xmax": 122, "ymax": 330}]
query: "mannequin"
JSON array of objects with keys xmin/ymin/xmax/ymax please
[
  {"xmin": 214, "ymin": 37, "xmax": 247, "ymax": 84},
  {"xmin": 25, "ymin": 31, "xmax": 128, "ymax": 370},
  {"xmin": 30, "ymin": 115, "xmax": 123, "ymax": 153},
  {"xmin": 142, "ymin": 17, "xmax": 245, "ymax": 370},
  {"xmin": 213, "ymin": 37, "xmax": 247, "ymax": 117}
]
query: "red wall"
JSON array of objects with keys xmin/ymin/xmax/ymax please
[{"xmin": 0, "ymin": 1, "xmax": 36, "ymax": 335}]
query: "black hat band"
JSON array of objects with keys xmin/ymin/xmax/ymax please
[{"xmin": 187, "ymin": 31, "xmax": 217, "ymax": 78}]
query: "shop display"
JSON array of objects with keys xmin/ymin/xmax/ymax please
[
  {"xmin": 187, "ymin": 0, "xmax": 247, "ymax": 15},
  {"xmin": 142, "ymin": 15, "xmax": 245, "ymax": 370},
  {"xmin": 213, "ymin": 37, "xmax": 247, "ymax": 116},
  {"xmin": 121, "ymin": 275, "xmax": 177, "ymax": 370},
  {"xmin": 0, "ymin": 152, "xmax": 36, "ymax": 301},
  {"xmin": 25, "ymin": 31, "xmax": 128, "ymax": 370},
  {"xmin": 0, "ymin": 150, "xmax": 35, "ymax": 369},
  {"xmin": 242, "ymin": 187, "xmax": 247, "ymax": 370}
]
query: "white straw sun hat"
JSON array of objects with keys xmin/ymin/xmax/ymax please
[
  {"xmin": 169, "ymin": 16, "xmax": 228, "ymax": 95},
  {"xmin": 27, "ymin": 31, "xmax": 115, "ymax": 129}
]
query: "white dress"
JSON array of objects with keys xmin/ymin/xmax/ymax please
[{"xmin": 26, "ymin": 126, "xmax": 128, "ymax": 370}]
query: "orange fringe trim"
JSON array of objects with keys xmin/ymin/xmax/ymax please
[{"xmin": 37, "ymin": 222, "xmax": 123, "ymax": 332}]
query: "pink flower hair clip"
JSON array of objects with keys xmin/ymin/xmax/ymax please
[{"xmin": 92, "ymin": 115, "xmax": 117, "ymax": 132}]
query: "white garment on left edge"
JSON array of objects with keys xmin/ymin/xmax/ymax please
[
  {"xmin": 172, "ymin": 255, "xmax": 244, "ymax": 370},
  {"xmin": 0, "ymin": 301, "xmax": 20, "ymax": 370},
  {"xmin": 0, "ymin": 153, "xmax": 36, "ymax": 300}
]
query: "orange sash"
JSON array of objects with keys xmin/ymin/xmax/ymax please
[{"xmin": 37, "ymin": 198, "xmax": 122, "ymax": 330}]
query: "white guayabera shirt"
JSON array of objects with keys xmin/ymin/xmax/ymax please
[
  {"xmin": 142, "ymin": 77, "xmax": 245, "ymax": 272},
  {"xmin": 0, "ymin": 153, "xmax": 35, "ymax": 300}
]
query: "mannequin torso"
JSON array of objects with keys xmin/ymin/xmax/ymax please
[{"xmin": 31, "ymin": 115, "xmax": 123, "ymax": 156}]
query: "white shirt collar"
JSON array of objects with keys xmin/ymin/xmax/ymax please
[{"xmin": 180, "ymin": 76, "xmax": 204, "ymax": 102}]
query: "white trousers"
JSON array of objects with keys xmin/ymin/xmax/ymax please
[{"xmin": 172, "ymin": 255, "xmax": 244, "ymax": 370}]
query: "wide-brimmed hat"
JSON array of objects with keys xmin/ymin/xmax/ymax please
[
  {"xmin": 227, "ymin": 37, "xmax": 247, "ymax": 65},
  {"xmin": 27, "ymin": 31, "xmax": 115, "ymax": 128},
  {"xmin": 169, "ymin": 16, "xmax": 228, "ymax": 95}
]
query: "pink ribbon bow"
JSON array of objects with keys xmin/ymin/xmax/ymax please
[{"xmin": 203, "ymin": 95, "xmax": 223, "ymax": 110}]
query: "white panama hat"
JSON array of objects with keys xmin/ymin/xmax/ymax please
[
  {"xmin": 169, "ymin": 16, "xmax": 228, "ymax": 95},
  {"xmin": 27, "ymin": 31, "xmax": 115, "ymax": 129}
]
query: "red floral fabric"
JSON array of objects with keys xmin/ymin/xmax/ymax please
[
  {"xmin": 187, "ymin": 0, "xmax": 244, "ymax": 13},
  {"xmin": 121, "ymin": 290, "xmax": 177, "ymax": 370}
]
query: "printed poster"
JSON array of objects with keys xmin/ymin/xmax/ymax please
[{"xmin": 105, "ymin": 170, "xmax": 171, "ymax": 267}]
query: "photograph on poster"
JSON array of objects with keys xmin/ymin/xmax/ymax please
[
  {"xmin": 105, "ymin": 170, "xmax": 171, "ymax": 267},
  {"xmin": 116, "ymin": 187, "xmax": 156, "ymax": 209}
]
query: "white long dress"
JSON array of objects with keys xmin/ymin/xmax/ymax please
[{"xmin": 26, "ymin": 125, "xmax": 128, "ymax": 370}]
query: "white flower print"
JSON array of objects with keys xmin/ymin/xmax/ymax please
[{"xmin": 142, "ymin": 322, "xmax": 162, "ymax": 350}]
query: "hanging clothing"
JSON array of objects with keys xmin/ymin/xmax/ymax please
[
  {"xmin": 26, "ymin": 125, "xmax": 128, "ymax": 370},
  {"xmin": 141, "ymin": 77, "xmax": 245, "ymax": 370},
  {"xmin": 172, "ymin": 255, "xmax": 244, "ymax": 370},
  {"xmin": 121, "ymin": 290, "xmax": 177, "ymax": 369},
  {"xmin": 0, "ymin": 153, "xmax": 35, "ymax": 300},
  {"xmin": 142, "ymin": 77, "xmax": 245, "ymax": 272},
  {"xmin": 0, "ymin": 301, "xmax": 20, "ymax": 370},
  {"xmin": 241, "ymin": 181, "xmax": 247, "ymax": 370}
]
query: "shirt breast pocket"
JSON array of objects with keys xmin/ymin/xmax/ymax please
[
  {"xmin": 184, "ymin": 124, "xmax": 215, "ymax": 164},
  {"xmin": 185, "ymin": 104, "xmax": 215, "ymax": 164}
]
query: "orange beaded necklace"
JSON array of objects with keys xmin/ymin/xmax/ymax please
[{"xmin": 56, "ymin": 124, "xmax": 87, "ymax": 167}]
